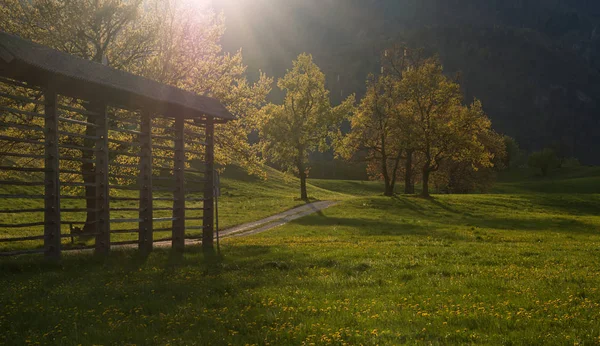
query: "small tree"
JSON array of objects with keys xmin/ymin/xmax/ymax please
[
  {"xmin": 503, "ymin": 136, "xmax": 525, "ymax": 169},
  {"xmin": 528, "ymin": 148, "xmax": 559, "ymax": 176},
  {"xmin": 260, "ymin": 54, "xmax": 354, "ymax": 200}
]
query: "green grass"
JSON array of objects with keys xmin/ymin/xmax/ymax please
[
  {"xmin": 0, "ymin": 165, "xmax": 345, "ymax": 251},
  {"xmin": 493, "ymin": 166, "xmax": 600, "ymax": 194},
  {"xmin": 2, "ymin": 167, "xmax": 600, "ymax": 344}
]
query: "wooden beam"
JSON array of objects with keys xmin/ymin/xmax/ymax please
[
  {"xmin": 94, "ymin": 103, "xmax": 110, "ymax": 254},
  {"xmin": 202, "ymin": 117, "xmax": 215, "ymax": 252},
  {"xmin": 138, "ymin": 112, "xmax": 153, "ymax": 253},
  {"xmin": 172, "ymin": 117, "xmax": 186, "ymax": 252},
  {"xmin": 43, "ymin": 88, "xmax": 61, "ymax": 259}
]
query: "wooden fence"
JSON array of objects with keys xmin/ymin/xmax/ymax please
[{"xmin": 0, "ymin": 76, "xmax": 215, "ymax": 258}]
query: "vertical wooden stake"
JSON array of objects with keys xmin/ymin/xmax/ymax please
[
  {"xmin": 44, "ymin": 89, "xmax": 61, "ymax": 259},
  {"xmin": 139, "ymin": 112, "xmax": 153, "ymax": 253},
  {"xmin": 172, "ymin": 117, "xmax": 185, "ymax": 252},
  {"xmin": 94, "ymin": 103, "xmax": 110, "ymax": 254},
  {"xmin": 202, "ymin": 117, "xmax": 215, "ymax": 252}
]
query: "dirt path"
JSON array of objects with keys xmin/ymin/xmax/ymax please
[{"xmin": 152, "ymin": 200, "xmax": 338, "ymax": 248}]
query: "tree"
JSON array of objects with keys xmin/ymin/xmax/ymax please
[
  {"xmin": 338, "ymin": 74, "xmax": 403, "ymax": 196},
  {"xmin": 339, "ymin": 45, "xmax": 422, "ymax": 196},
  {"xmin": 528, "ymin": 148, "xmax": 559, "ymax": 176},
  {"xmin": 401, "ymin": 61, "xmax": 495, "ymax": 197},
  {"xmin": 260, "ymin": 54, "xmax": 354, "ymax": 200},
  {"xmin": 1, "ymin": 0, "xmax": 272, "ymax": 231}
]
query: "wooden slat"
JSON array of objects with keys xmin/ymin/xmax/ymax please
[
  {"xmin": 109, "ymin": 127, "xmax": 141, "ymax": 136},
  {"xmin": 59, "ymin": 143, "xmax": 96, "ymax": 152},
  {"xmin": 0, "ymin": 249, "xmax": 45, "ymax": 257},
  {"xmin": 0, "ymin": 135, "xmax": 44, "ymax": 145},
  {"xmin": 0, "ymin": 222, "xmax": 46, "ymax": 228},
  {"xmin": 62, "ymin": 182, "xmax": 96, "ymax": 187},
  {"xmin": 58, "ymin": 131, "xmax": 98, "ymax": 141},
  {"xmin": 0, "ymin": 166, "xmax": 47, "ymax": 173},
  {"xmin": 108, "ymin": 173, "xmax": 139, "ymax": 180},
  {"xmin": 183, "ymin": 168, "xmax": 206, "ymax": 174},
  {"xmin": 0, "ymin": 194, "xmax": 45, "ymax": 199},
  {"xmin": 0, "ymin": 235, "xmax": 45, "ymax": 243},
  {"xmin": 0, "ymin": 105, "xmax": 45, "ymax": 118},
  {"xmin": 57, "ymin": 116, "xmax": 99, "ymax": 128},
  {"xmin": 0, "ymin": 76, "xmax": 41, "ymax": 90},
  {"xmin": 0, "ymin": 180, "xmax": 45, "ymax": 186},
  {"xmin": 94, "ymin": 103, "xmax": 110, "ymax": 255},
  {"xmin": 111, "ymin": 218, "xmax": 143, "ymax": 223},
  {"xmin": 58, "ymin": 103, "xmax": 101, "ymax": 117},
  {"xmin": 138, "ymin": 112, "xmax": 153, "ymax": 253},
  {"xmin": 153, "ymin": 217, "xmax": 177, "ymax": 222},
  {"xmin": 111, "ymin": 229, "xmax": 138, "ymax": 234},
  {"xmin": 149, "ymin": 134, "xmax": 173, "ymax": 141},
  {"xmin": 109, "ymin": 207, "xmax": 141, "ymax": 212},
  {"xmin": 0, "ymin": 120, "xmax": 44, "ymax": 132},
  {"xmin": 172, "ymin": 117, "xmax": 185, "ymax": 252},
  {"xmin": 61, "ymin": 208, "xmax": 99, "ymax": 213},
  {"xmin": 0, "ymin": 91, "xmax": 44, "ymax": 105},
  {"xmin": 0, "ymin": 152, "xmax": 45, "ymax": 160},
  {"xmin": 202, "ymin": 117, "xmax": 215, "ymax": 252},
  {"xmin": 111, "ymin": 197, "xmax": 140, "ymax": 201},
  {"xmin": 0, "ymin": 208, "xmax": 46, "ymax": 214},
  {"xmin": 108, "ymin": 138, "xmax": 141, "ymax": 147},
  {"xmin": 59, "ymin": 156, "xmax": 95, "ymax": 163},
  {"xmin": 110, "ymin": 240, "xmax": 139, "ymax": 246},
  {"xmin": 111, "ymin": 162, "xmax": 139, "ymax": 169},
  {"xmin": 109, "ymin": 185, "xmax": 140, "ymax": 191},
  {"xmin": 44, "ymin": 88, "xmax": 61, "ymax": 259},
  {"xmin": 109, "ymin": 150, "xmax": 141, "ymax": 158},
  {"xmin": 187, "ymin": 197, "xmax": 208, "ymax": 202}
]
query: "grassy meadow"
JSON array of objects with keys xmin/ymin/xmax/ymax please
[{"xmin": 1, "ymin": 166, "xmax": 600, "ymax": 344}]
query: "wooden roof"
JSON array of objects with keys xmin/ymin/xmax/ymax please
[{"xmin": 0, "ymin": 32, "xmax": 235, "ymax": 122}]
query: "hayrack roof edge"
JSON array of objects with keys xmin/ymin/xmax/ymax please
[{"xmin": 0, "ymin": 32, "xmax": 235, "ymax": 122}]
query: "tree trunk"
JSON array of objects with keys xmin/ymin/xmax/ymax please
[
  {"xmin": 384, "ymin": 178, "xmax": 394, "ymax": 196},
  {"xmin": 404, "ymin": 149, "xmax": 415, "ymax": 194},
  {"xmin": 299, "ymin": 167, "xmax": 308, "ymax": 200},
  {"xmin": 421, "ymin": 169, "xmax": 431, "ymax": 198}
]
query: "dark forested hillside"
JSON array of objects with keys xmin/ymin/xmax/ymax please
[{"xmin": 215, "ymin": 0, "xmax": 600, "ymax": 164}]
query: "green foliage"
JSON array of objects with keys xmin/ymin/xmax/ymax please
[
  {"xmin": 338, "ymin": 46, "xmax": 420, "ymax": 196},
  {"xmin": 0, "ymin": 0, "xmax": 272, "ymax": 175},
  {"xmin": 503, "ymin": 135, "xmax": 526, "ymax": 169},
  {"xmin": 400, "ymin": 61, "xmax": 498, "ymax": 196},
  {"xmin": 528, "ymin": 148, "xmax": 560, "ymax": 176},
  {"xmin": 260, "ymin": 53, "xmax": 354, "ymax": 199}
]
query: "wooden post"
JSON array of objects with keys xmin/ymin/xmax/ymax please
[
  {"xmin": 94, "ymin": 103, "xmax": 110, "ymax": 254},
  {"xmin": 202, "ymin": 117, "xmax": 215, "ymax": 252},
  {"xmin": 172, "ymin": 117, "xmax": 185, "ymax": 251},
  {"xmin": 44, "ymin": 89, "xmax": 61, "ymax": 259},
  {"xmin": 139, "ymin": 112, "xmax": 153, "ymax": 253}
]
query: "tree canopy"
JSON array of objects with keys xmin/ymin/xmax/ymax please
[{"xmin": 260, "ymin": 54, "xmax": 354, "ymax": 199}]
